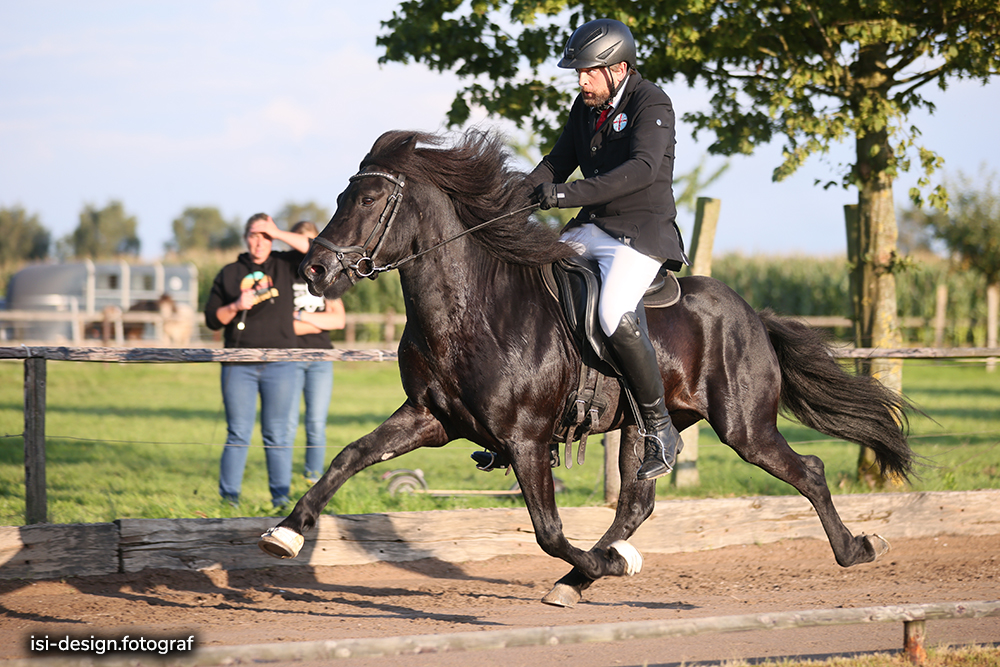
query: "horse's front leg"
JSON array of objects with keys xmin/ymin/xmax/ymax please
[
  {"xmin": 543, "ymin": 425, "xmax": 655, "ymax": 607},
  {"xmin": 512, "ymin": 440, "xmax": 643, "ymax": 607},
  {"xmin": 259, "ymin": 401, "xmax": 447, "ymax": 558}
]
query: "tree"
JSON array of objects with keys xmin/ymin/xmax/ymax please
[
  {"xmin": 920, "ymin": 168, "xmax": 1000, "ymax": 367},
  {"xmin": 274, "ymin": 202, "xmax": 331, "ymax": 230},
  {"xmin": 379, "ymin": 0, "xmax": 999, "ymax": 484},
  {"xmin": 62, "ymin": 201, "xmax": 140, "ymax": 259},
  {"xmin": 0, "ymin": 206, "xmax": 50, "ymax": 264},
  {"xmin": 169, "ymin": 206, "xmax": 242, "ymax": 253}
]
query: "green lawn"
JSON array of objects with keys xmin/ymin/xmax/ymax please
[{"xmin": 0, "ymin": 357, "xmax": 997, "ymax": 525}]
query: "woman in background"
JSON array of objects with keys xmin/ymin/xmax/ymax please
[{"xmin": 287, "ymin": 220, "xmax": 346, "ymax": 483}]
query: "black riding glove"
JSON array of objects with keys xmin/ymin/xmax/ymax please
[{"xmin": 530, "ymin": 183, "xmax": 560, "ymax": 210}]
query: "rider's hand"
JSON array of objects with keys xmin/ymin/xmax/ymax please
[{"xmin": 530, "ymin": 183, "xmax": 560, "ymax": 210}]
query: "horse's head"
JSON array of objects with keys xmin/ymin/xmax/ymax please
[
  {"xmin": 301, "ymin": 128, "xmax": 574, "ymax": 299},
  {"xmin": 301, "ymin": 168, "xmax": 407, "ymax": 299}
]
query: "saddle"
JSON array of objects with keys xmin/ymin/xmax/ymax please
[{"xmin": 540, "ymin": 256, "xmax": 682, "ymax": 468}]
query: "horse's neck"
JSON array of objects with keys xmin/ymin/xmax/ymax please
[{"xmin": 398, "ymin": 239, "xmax": 545, "ymax": 331}]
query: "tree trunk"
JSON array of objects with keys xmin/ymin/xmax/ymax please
[{"xmin": 847, "ymin": 47, "xmax": 905, "ymax": 488}]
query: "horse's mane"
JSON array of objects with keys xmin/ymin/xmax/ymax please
[{"xmin": 359, "ymin": 129, "xmax": 576, "ymax": 266}]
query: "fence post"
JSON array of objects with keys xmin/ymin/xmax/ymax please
[
  {"xmin": 903, "ymin": 619, "xmax": 927, "ymax": 665},
  {"xmin": 933, "ymin": 284, "xmax": 948, "ymax": 348},
  {"xmin": 24, "ymin": 355, "xmax": 48, "ymax": 524},
  {"xmin": 673, "ymin": 197, "xmax": 720, "ymax": 488}
]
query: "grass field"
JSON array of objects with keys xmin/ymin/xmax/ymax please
[{"xmin": 0, "ymin": 357, "xmax": 998, "ymax": 526}]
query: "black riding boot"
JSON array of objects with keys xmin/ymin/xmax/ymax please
[{"xmin": 606, "ymin": 312, "xmax": 682, "ymax": 481}]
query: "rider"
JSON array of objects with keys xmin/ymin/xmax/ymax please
[{"xmin": 529, "ymin": 18, "xmax": 688, "ymax": 481}]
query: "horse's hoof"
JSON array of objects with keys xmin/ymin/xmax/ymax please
[
  {"xmin": 258, "ymin": 526, "xmax": 304, "ymax": 559},
  {"xmin": 542, "ymin": 582, "xmax": 582, "ymax": 608},
  {"xmin": 867, "ymin": 533, "xmax": 891, "ymax": 560},
  {"xmin": 610, "ymin": 540, "xmax": 643, "ymax": 576}
]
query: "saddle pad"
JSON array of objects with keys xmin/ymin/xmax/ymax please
[
  {"xmin": 541, "ymin": 258, "xmax": 682, "ymax": 309},
  {"xmin": 540, "ymin": 256, "xmax": 682, "ymax": 374}
]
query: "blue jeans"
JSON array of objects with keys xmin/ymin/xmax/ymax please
[
  {"xmin": 288, "ymin": 360, "xmax": 334, "ymax": 481},
  {"xmin": 219, "ymin": 361, "xmax": 298, "ymax": 507}
]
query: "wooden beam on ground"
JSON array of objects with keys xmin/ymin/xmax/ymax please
[
  {"xmin": 0, "ymin": 523, "xmax": 119, "ymax": 579},
  {"xmin": 3, "ymin": 490, "xmax": 999, "ymax": 580},
  {"xmin": 106, "ymin": 490, "xmax": 1000, "ymax": 574}
]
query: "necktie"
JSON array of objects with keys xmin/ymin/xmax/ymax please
[{"xmin": 596, "ymin": 107, "xmax": 610, "ymax": 131}]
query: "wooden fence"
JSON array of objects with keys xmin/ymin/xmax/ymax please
[
  {"xmin": 1, "ymin": 311, "xmax": 406, "ymax": 347},
  {"xmin": 2, "ymin": 344, "xmax": 999, "ymax": 525}
]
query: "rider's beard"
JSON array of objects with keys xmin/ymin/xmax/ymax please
[{"xmin": 582, "ymin": 88, "xmax": 611, "ymax": 109}]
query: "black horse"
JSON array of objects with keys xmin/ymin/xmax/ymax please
[{"xmin": 259, "ymin": 129, "xmax": 914, "ymax": 607}]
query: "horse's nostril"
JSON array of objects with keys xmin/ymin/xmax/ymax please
[{"xmin": 305, "ymin": 264, "xmax": 325, "ymax": 281}]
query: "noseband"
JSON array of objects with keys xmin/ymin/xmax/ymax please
[{"xmin": 310, "ymin": 170, "xmax": 405, "ymax": 283}]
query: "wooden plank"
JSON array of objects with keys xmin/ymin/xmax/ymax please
[
  {"xmin": 0, "ymin": 346, "xmax": 398, "ymax": 363},
  {"xmin": 4, "ymin": 344, "xmax": 999, "ymax": 363},
  {"xmin": 0, "ymin": 523, "xmax": 119, "ymax": 579},
  {"xmin": 630, "ymin": 490, "xmax": 1000, "ymax": 554},
  {"xmin": 115, "ymin": 490, "xmax": 1000, "ymax": 573},
  {"xmin": 8, "ymin": 490, "xmax": 1000, "ymax": 578},
  {"xmin": 117, "ymin": 517, "xmax": 292, "ymax": 572}
]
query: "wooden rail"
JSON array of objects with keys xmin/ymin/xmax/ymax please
[
  {"xmin": 7, "ymin": 600, "xmax": 997, "ymax": 666},
  {"xmin": 2, "ymin": 344, "xmax": 999, "ymax": 524}
]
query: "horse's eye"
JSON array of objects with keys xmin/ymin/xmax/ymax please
[{"xmin": 361, "ymin": 196, "xmax": 376, "ymax": 207}]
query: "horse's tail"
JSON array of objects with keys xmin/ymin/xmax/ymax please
[{"xmin": 758, "ymin": 309, "xmax": 915, "ymax": 481}]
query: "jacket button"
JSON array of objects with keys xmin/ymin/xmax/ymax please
[{"xmin": 593, "ymin": 169, "xmax": 599, "ymax": 175}]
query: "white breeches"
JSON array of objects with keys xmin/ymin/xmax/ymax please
[{"xmin": 560, "ymin": 224, "xmax": 664, "ymax": 337}]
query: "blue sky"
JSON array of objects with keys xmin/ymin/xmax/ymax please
[{"xmin": 2, "ymin": 1, "xmax": 998, "ymax": 260}]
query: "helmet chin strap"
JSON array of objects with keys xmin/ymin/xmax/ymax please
[{"xmin": 597, "ymin": 65, "xmax": 627, "ymax": 111}]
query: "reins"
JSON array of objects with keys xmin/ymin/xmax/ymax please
[{"xmin": 310, "ymin": 169, "xmax": 537, "ymax": 281}]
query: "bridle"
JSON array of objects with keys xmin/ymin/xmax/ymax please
[
  {"xmin": 310, "ymin": 168, "xmax": 536, "ymax": 284},
  {"xmin": 310, "ymin": 170, "xmax": 406, "ymax": 284}
]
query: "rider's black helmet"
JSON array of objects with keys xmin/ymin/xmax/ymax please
[{"xmin": 557, "ymin": 19, "xmax": 636, "ymax": 70}]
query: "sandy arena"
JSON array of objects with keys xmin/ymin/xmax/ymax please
[{"xmin": 2, "ymin": 534, "xmax": 998, "ymax": 666}]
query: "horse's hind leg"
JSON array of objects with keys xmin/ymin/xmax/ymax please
[
  {"xmin": 730, "ymin": 424, "xmax": 885, "ymax": 567},
  {"xmin": 543, "ymin": 425, "xmax": 655, "ymax": 607}
]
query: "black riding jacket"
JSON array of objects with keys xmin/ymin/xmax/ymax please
[{"xmin": 529, "ymin": 71, "xmax": 687, "ymax": 265}]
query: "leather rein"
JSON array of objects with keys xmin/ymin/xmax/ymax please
[{"xmin": 310, "ymin": 169, "xmax": 536, "ymax": 283}]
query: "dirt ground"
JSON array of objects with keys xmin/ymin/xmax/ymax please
[{"xmin": 2, "ymin": 534, "xmax": 998, "ymax": 666}]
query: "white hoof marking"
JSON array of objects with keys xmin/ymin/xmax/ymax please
[
  {"xmin": 258, "ymin": 526, "xmax": 304, "ymax": 559},
  {"xmin": 610, "ymin": 540, "xmax": 643, "ymax": 576}
]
